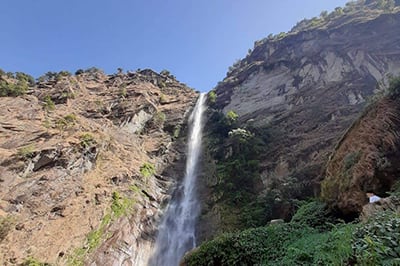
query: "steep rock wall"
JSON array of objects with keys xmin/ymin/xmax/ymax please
[
  {"xmin": 0, "ymin": 69, "xmax": 197, "ymax": 265},
  {"xmin": 322, "ymin": 94, "xmax": 400, "ymax": 217},
  {"xmin": 214, "ymin": 10, "xmax": 400, "ymax": 196}
]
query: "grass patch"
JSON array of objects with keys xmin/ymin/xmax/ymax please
[
  {"xmin": 79, "ymin": 133, "xmax": 96, "ymax": 148},
  {"xmin": 67, "ymin": 191, "xmax": 135, "ymax": 265},
  {"xmin": 17, "ymin": 144, "xmax": 36, "ymax": 159},
  {"xmin": 140, "ymin": 162, "xmax": 156, "ymax": 178},
  {"xmin": 42, "ymin": 95, "xmax": 55, "ymax": 111},
  {"xmin": 22, "ymin": 257, "xmax": 50, "ymax": 266},
  {"xmin": 56, "ymin": 114, "xmax": 77, "ymax": 129}
]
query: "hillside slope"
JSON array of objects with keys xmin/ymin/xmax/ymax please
[{"xmin": 0, "ymin": 69, "xmax": 197, "ymax": 265}]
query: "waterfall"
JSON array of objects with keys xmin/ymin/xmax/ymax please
[{"xmin": 149, "ymin": 93, "xmax": 206, "ymax": 266}]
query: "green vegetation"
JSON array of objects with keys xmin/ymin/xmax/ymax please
[
  {"xmin": 37, "ymin": 70, "xmax": 72, "ymax": 82},
  {"xmin": 42, "ymin": 95, "xmax": 55, "ymax": 111},
  {"xmin": 0, "ymin": 79, "xmax": 29, "ymax": 97},
  {"xmin": 185, "ymin": 200, "xmax": 400, "ymax": 265},
  {"xmin": 208, "ymin": 90, "xmax": 217, "ymax": 104},
  {"xmin": 343, "ymin": 151, "xmax": 361, "ymax": 171},
  {"xmin": 160, "ymin": 69, "xmax": 171, "ymax": 76},
  {"xmin": 17, "ymin": 144, "xmax": 36, "ymax": 159},
  {"xmin": 225, "ymin": 110, "xmax": 238, "ymax": 125},
  {"xmin": 173, "ymin": 124, "xmax": 181, "ymax": 139},
  {"xmin": 56, "ymin": 114, "xmax": 77, "ymax": 129},
  {"xmin": 68, "ymin": 191, "xmax": 135, "ymax": 265},
  {"xmin": 79, "ymin": 133, "xmax": 96, "ymax": 148},
  {"xmin": 111, "ymin": 191, "xmax": 135, "ymax": 218},
  {"xmin": 0, "ymin": 216, "xmax": 14, "ymax": 242},
  {"xmin": 387, "ymin": 75, "xmax": 400, "ymax": 98},
  {"xmin": 290, "ymin": 200, "xmax": 338, "ymax": 231},
  {"xmin": 203, "ymin": 109, "xmax": 274, "ymax": 230},
  {"xmin": 150, "ymin": 111, "xmax": 166, "ymax": 129},
  {"xmin": 140, "ymin": 162, "xmax": 156, "ymax": 178},
  {"xmin": 22, "ymin": 257, "xmax": 50, "ymax": 266},
  {"xmin": 75, "ymin": 69, "xmax": 84, "ymax": 75},
  {"xmin": 120, "ymin": 86, "xmax": 127, "ymax": 98},
  {"xmin": 15, "ymin": 72, "xmax": 35, "ymax": 86},
  {"xmin": 159, "ymin": 93, "xmax": 167, "ymax": 103},
  {"xmin": 353, "ymin": 211, "xmax": 400, "ymax": 265},
  {"xmin": 61, "ymin": 91, "xmax": 76, "ymax": 100}
]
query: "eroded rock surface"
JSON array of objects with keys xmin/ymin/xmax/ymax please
[
  {"xmin": 214, "ymin": 9, "xmax": 400, "ymax": 197},
  {"xmin": 0, "ymin": 69, "xmax": 197, "ymax": 265}
]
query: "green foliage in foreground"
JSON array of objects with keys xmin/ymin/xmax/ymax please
[
  {"xmin": 184, "ymin": 222, "xmax": 353, "ymax": 266},
  {"xmin": 353, "ymin": 211, "xmax": 400, "ymax": 265},
  {"xmin": 184, "ymin": 202, "xmax": 400, "ymax": 266}
]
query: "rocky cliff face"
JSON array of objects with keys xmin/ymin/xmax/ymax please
[
  {"xmin": 322, "ymin": 90, "xmax": 400, "ymax": 217},
  {"xmin": 0, "ymin": 69, "xmax": 197, "ymax": 265},
  {"xmin": 213, "ymin": 7, "xmax": 400, "ymax": 205}
]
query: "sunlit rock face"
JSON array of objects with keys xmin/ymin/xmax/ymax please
[
  {"xmin": 214, "ymin": 10, "xmax": 400, "ymax": 195},
  {"xmin": 0, "ymin": 69, "xmax": 198, "ymax": 265}
]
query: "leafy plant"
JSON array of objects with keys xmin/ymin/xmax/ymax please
[
  {"xmin": 225, "ymin": 110, "xmax": 238, "ymax": 125},
  {"xmin": 159, "ymin": 94, "xmax": 167, "ymax": 103},
  {"xmin": 42, "ymin": 95, "xmax": 55, "ymax": 111},
  {"xmin": 208, "ymin": 90, "xmax": 217, "ymax": 104},
  {"xmin": 140, "ymin": 162, "xmax": 156, "ymax": 178},
  {"xmin": 79, "ymin": 133, "xmax": 96, "ymax": 148},
  {"xmin": 0, "ymin": 79, "xmax": 29, "ymax": 97},
  {"xmin": 291, "ymin": 200, "xmax": 337, "ymax": 231},
  {"xmin": 184, "ymin": 223, "xmax": 314, "ymax": 266},
  {"xmin": 352, "ymin": 211, "xmax": 400, "ymax": 265},
  {"xmin": 282, "ymin": 223, "xmax": 356, "ymax": 265},
  {"xmin": 68, "ymin": 190, "xmax": 135, "ymax": 265},
  {"xmin": 111, "ymin": 191, "xmax": 135, "ymax": 218}
]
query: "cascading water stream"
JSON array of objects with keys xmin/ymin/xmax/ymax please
[{"xmin": 149, "ymin": 93, "xmax": 206, "ymax": 266}]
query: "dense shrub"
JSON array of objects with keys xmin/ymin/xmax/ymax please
[
  {"xmin": 208, "ymin": 90, "xmax": 217, "ymax": 104},
  {"xmin": 184, "ymin": 223, "xmax": 314, "ymax": 266},
  {"xmin": 42, "ymin": 95, "xmax": 55, "ymax": 111},
  {"xmin": 291, "ymin": 200, "xmax": 338, "ymax": 231},
  {"xmin": 282, "ymin": 224, "xmax": 355, "ymax": 265},
  {"xmin": 75, "ymin": 69, "xmax": 84, "ymax": 75},
  {"xmin": 226, "ymin": 110, "xmax": 238, "ymax": 125},
  {"xmin": 0, "ymin": 80, "xmax": 29, "ymax": 97},
  {"xmin": 352, "ymin": 211, "xmax": 400, "ymax": 265}
]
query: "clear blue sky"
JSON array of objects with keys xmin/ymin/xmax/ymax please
[{"xmin": 1, "ymin": 0, "xmax": 348, "ymax": 92}]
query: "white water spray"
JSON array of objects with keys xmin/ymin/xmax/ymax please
[{"xmin": 149, "ymin": 93, "xmax": 206, "ymax": 266}]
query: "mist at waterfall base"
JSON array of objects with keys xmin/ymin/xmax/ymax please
[{"xmin": 149, "ymin": 93, "xmax": 206, "ymax": 266}]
